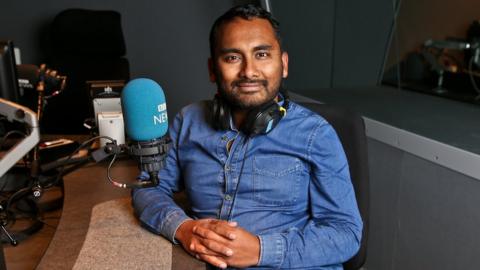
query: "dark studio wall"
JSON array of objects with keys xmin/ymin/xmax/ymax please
[
  {"xmin": 269, "ymin": 0, "xmax": 336, "ymax": 90},
  {"xmin": 0, "ymin": 0, "xmax": 397, "ymax": 127},
  {"xmin": 270, "ymin": 0, "xmax": 397, "ymax": 91},
  {"xmin": 0, "ymin": 0, "xmax": 235, "ymax": 124}
]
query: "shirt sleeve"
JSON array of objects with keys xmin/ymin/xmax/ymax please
[
  {"xmin": 131, "ymin": 111, "xmax": 191, "ymax": 243},
  {"xmin": 257, "ymin": 120, "xmax": 363, "ymax": 268}
]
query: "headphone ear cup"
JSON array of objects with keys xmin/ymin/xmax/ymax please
[
  {"xmin": 212, "ymin": 95, "xmax": 230, "ymax": 130},
  {"xmin": 243, "ymin": 101, "xmax": 284, "ymax": 136}
]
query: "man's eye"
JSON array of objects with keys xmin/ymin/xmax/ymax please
[
  {"xmin": 256, "ymin": 51, "xmax": 270, "ymax": 58},
  {"xmin": 224, "ymin": 55, "xmax": 241, "ymax": 63}
]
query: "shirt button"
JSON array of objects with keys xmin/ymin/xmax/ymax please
[
  {"xmin": 225, "ymin": 165, "xmax": 230, "ymax": 171},
  {"xmin": 225, "ymin": 194, "xmax": 232, "ymax": 201}
]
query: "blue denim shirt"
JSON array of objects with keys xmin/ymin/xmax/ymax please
[{"xmin": 132, "ymin": 100, "xmax": 362, "ymax": 269}]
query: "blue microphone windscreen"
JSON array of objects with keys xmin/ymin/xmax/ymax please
[{"xmin": 121, "ymin": 78, "xmax": 168, "ymax": 141}]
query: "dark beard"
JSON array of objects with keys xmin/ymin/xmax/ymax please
[{"xmin": 217, "ymin": 79, "xmax": 278, "ymax": 110}]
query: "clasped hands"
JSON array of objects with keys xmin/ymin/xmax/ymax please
[{"xmin": 175, "ymin": 219, "xmax": 260, "ymax": 269}]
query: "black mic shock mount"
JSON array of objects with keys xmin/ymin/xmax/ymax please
[
  {"xmin": 91, "ymin": 136, "xmax": 171, "ymax": 189},
  {"xmin": 127, "ymin": 137, "xmax": 170, "ymax": 187}
]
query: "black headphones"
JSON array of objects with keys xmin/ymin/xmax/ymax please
[{"xmin": 212, "ymin": 93, "xmax": 289, "ymax": 136}]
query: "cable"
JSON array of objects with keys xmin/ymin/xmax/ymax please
[
  {"xmin": 226, "ymin": 136, "xmax": 251, "ymax": 221},
  {"xmin": 106, "ymin": 153, "xmax": 126, "ymax": 188},
  {"xmin": 41, "ymin": 156, "xmax": 90, "ymax": 172},
  {"xmin": 44, "ymin": 135, "xmax": 116, "ymax": 189},
  {"xmin": 5, "ymin": 185, "xmax": 32, "ymax": 215},
  {"xmin": 0, "ymin": 173, "xmax": 12, "ymax": 193},
  {"xmin": 0, "ymin": 130, "xmax": 27, "ymax": 150},
  {"xmin": 0, "ymin": 130, "xmax": 30, "ymax": 194},
  {"xmin": 105, "ymin": 150, "xmax": 158, "ymax": 189},
  {"xmin": 0, "ymin": 185, "xmax": 43, "ymax": 246}
]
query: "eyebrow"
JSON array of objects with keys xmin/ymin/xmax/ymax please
[
  {"xmin": 218, "ymin": 45, "xmax": 274, "ymax": 55},
  {"xmin": 253, "ymin": 45, "xmax": 273, "ymax": 51},
  {"xmin": 219, "ymin": 48, "xmax": 242, "ymax": 55}
]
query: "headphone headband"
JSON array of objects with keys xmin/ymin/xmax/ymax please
[{"xmin": 212, "ymin": 93, "xmax": 288, "ymax": 136}]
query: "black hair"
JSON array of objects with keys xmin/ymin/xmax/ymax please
[{"xmin": 209, "ymin": 4, "xmax": 283, "ymax": 58}]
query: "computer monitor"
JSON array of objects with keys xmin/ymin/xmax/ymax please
[{"xmin": 0, "ymin": 40, "xmax": 19, "ymax": 103}]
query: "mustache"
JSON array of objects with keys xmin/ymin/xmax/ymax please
[{"xmin": 231, "ymin": 79, "xmax": 268, "ymax": 88}]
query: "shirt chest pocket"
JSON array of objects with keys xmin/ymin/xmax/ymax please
[{"xmin": 253, "ymin": 155, "xmax": 303, "ymax": 207}]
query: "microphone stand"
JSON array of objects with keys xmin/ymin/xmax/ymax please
[
  {"xmin": 0, "ymin": 68, "xmax": 67, "ymax": 246},
  {"xmin": 30, "ymin": 80, "xmax": 45, "ymax": 198},
  {"xmin": 30, "ymin": 64, "xmax": 68, "ymax": 198}
]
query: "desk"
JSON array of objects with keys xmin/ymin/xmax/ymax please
[
  {"xmin": 36, "ymin": 159, "xmax": 204, "ymax": 270},
  {"xmin": 291, "ymin": 86, "xmax": 480, "ymax": 180}
]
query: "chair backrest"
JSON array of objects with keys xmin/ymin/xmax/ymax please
[
  {"xmin": 300, "ymin": 102, "xmax": 369, "ymax": 270},
  {"xmin": 41, "ymin": 9, "xmax": 130, "ymax": 134}
]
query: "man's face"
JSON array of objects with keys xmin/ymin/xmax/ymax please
[{"xmin": 209, "ymin": 17, "xmax": 288, "ymax": 109}]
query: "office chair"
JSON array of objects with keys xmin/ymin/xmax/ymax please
[
  {"xmin": 300, "ymin": 102, "xmax": 370, "ymax": 270},
  {"xmin": 41, "ymin": 8, "xmax": 130, "ymax": 134}
]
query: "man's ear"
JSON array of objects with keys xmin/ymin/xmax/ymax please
[
  {"xmin": 281, "ymin": 52, "xmax": 289, "ymax": 78},
  {"xmin": 208, "ymin": 58, "xmax": 216, "ymax": 82}
]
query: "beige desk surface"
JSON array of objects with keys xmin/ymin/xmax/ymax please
[{"xmin": 36, "ymin": 159, "xmax": 204, "ymax": 270}]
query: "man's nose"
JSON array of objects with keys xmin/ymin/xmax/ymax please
[{"xmin": 239, "ymin": 57, "xmax": 259, "ymax": 79}]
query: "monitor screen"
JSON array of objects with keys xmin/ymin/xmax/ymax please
[{"xmin": 0, "ymin": 40, "xmax": 20, "ymax": 103}]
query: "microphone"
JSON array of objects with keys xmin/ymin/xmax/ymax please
[
  {"xmin": 16, "ymin": 64, "xmax": 40, "ymax": 90},
  {"xmin": 121, "ymin": 78, "xmax": 170, "ymax": 188},
  {"xmin": 16, "ymin": 64, "xmax": 66, "ymax": 95}
]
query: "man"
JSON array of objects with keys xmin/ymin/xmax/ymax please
[{"xmin": 133, "ymin": 4, "xmax": 362, "ymax": 269}]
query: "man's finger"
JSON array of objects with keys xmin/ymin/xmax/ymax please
[
  {"xmin": 190, "ymin": 241, "xmax": 227, "ymax": 256},
  {"xmin": 198, "ymin": 237, "xmax": 234, "ymax": 257},
  {"xmin": 197, "ymin": 254, "xmax": 228, "ymax": 269},
  {"xmin": 193, "ymin": 225, "xmax": 228, "ymax": 243},
  {"xmin": 196, "ymin": 220, "xmax": 237, "ymax": 240}
]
